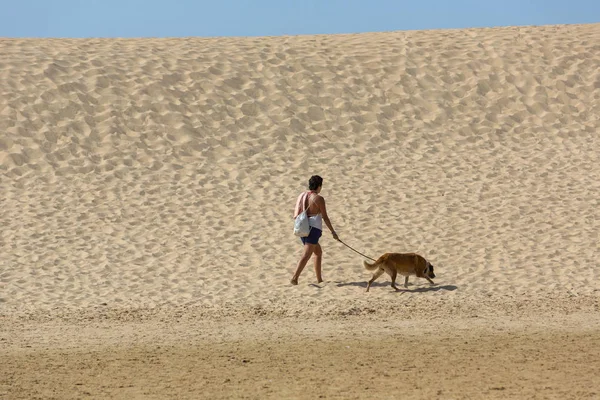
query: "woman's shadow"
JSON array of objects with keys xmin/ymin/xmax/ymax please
[{"xmin": 336, "ymin": 281, "xmax": 458, "ymax": 293}]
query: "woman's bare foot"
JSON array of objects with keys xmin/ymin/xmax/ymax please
[{"xmin": 290, "ymin": 278, "xmax": 298, "ymax": 285}]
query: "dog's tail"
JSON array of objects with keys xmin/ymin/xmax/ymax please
[{"xmin": 363, "ymin": 260, "xmax": 380, "ymax": 271}]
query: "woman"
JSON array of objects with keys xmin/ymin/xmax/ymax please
[{"xmin": 291, "ymin": 175, "xmax": 339, "ymax": 285}]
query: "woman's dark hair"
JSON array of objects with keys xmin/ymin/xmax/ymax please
[{"xmin": 308, "ymin": 175, "xmax": 323, "ymax": 190}]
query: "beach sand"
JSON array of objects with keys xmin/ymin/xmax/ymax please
[{"xmin": 1, "ymin": 23, "xmax": 599, "ymax": 399}]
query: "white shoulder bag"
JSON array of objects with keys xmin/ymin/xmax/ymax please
[{"xmin": 293, "ymin": 192, "xmax": 312, "ymax": 237}]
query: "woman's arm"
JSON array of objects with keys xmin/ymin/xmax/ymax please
[{"xmin": 316, "ymin": 196, "xmax": 339, "ymax": 240}]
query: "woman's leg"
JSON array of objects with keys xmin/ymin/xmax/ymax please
[
  {"xmin": 313, "ymin": 244, "xmax": 323, "ymax": 283},
  {"xmin": 291, "ymin": 244, "xmax": 315, "ymax": 285}
]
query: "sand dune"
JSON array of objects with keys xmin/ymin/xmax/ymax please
[
  {"xmin": 1, "ymin": 23, "xmax": 599, "ymax": 398},
  {"xmin": 2, "ymin": 24, "xmax": 599, "ymax": 315}
]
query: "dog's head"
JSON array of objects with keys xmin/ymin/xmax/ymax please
[{"xmin": 426, "ymin": 262, "xmax": 436, "ymax": 279}]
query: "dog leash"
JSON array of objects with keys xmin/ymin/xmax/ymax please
[
  {"xmin": 296, "ymin": 191, "xmax": 377, "ymax": 262},
  {"xmin": 337, "ymin": 239, "xmax": 377, "ymax": 262}
]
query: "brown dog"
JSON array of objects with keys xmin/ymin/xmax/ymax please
[{"xmin": 363, "ymin": 253, "xmax": 436, "ymax": 292}]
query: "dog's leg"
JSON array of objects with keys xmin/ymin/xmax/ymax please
[
  {"xmin": 390, "ymin": 269, "xmax": 399, "ymax": 291},
  {"xmin": 404, "ymin": 276, "xmax": 409, "ymax": 288},
  {"xmin": 366, "ymin": 269, "xmax": 385, "ymax": 292}
]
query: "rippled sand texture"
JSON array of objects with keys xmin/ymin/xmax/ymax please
[{"xmin": 1, "ymin": 24, "xmax": 599, "ymax": 315}]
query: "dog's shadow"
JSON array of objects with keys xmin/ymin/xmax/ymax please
[{"xmin": 337, "ymin": 281, "xmax": 458, "ymax": 293}]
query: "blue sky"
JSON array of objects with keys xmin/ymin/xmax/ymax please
[{"xmin": 1, "ymin": 0, "xmax": 599, "ymax": 38}]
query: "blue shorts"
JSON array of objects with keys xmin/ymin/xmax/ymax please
[{"xmin": 300, "ymin": 228, "xmax": 322, "ymax": 245}]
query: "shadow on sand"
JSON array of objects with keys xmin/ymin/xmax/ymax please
[{"xmin": 336, "ymin": 281, "xmax": 458, "ymax": 293}]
